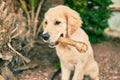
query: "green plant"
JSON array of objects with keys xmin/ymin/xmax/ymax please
[{"xmin": 64, "ymin": 0, "xmax": 112, "ymax": 43}]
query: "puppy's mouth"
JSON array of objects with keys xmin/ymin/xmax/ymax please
[{"xmin": 49, "ymin": 33, "xmax": 63, "ymax": 48}]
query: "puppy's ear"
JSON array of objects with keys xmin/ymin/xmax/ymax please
[{"xmin": 66, "ymin": 7, "xmax": 82, "ymax": 37}]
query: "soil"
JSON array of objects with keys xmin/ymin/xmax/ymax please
[{"xmin": 15, "ymin": 40, "xmax": 120, "ymax": 80}]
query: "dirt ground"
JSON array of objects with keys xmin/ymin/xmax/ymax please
[{"xmin": 15, "ymin": 40, "xmax": 120, "ymax": 80}]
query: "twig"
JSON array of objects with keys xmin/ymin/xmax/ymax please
[
  {"xmin": 9, "ymin": 18, "xmax": 22, "ymax": 39},
  {"xmin": 37, "ymin": 20, "xmax": 43, "ymax": 36},
  {"xmin": 0, "ymin": 1, "xmax": 5, "ymax": 10},
  {"xmin": 7, "ymin": 42, "xmax": 31, "ymax": 63},
  {"xmin": 33, "ymin": 0, "xmax": 44, "ymax": 37},
  {"xmin": 3, "ymin": 8, "xmax": 7, "ymax": 17},
  {"xmin": 19, "ymin": 0, "xmax": 29, "ymax": 16},
  {"xmin": 19, "ymin": 0, "xmax": 30, "ymax": 26},
  {"xmin": 31, "ymin": 4, "xmax": 34, "ymax": 20},
  {"xmin": 9, "ymin": 18, "xmax": 17, "ymax": 37},
  {"xmin": 10, "ymin": 22, "xmax": 23, "ymax": 39},
  {"xmin": 13, "ymin": 62, "xmax": 39, "ymax": 71}
]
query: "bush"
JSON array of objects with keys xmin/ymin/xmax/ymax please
[{"xmin": 64, "ymin": 0, "xmax": 112, "ymax": 43}]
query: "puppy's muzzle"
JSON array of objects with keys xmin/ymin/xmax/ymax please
[{"xmin": 42, "ymin": 33, "xmax": 50, "ymax": 41}]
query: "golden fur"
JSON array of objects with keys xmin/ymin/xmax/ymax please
[{"xmin": 43, "ymin": 5, "xmax": 99, "ymax": 80}]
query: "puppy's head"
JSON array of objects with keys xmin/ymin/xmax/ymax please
[{"xmin": 42, "ymin": 5, "xmax": 82, "ymax": 47}]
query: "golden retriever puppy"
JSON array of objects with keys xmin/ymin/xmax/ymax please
[{"xmin": 42, "ymin": 5, "xmax": 99, "ymax": 80}]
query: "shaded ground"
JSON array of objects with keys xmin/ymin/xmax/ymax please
[{"xmin": 15, "ymin": 40, "xmax": 120, "ymax": 80}]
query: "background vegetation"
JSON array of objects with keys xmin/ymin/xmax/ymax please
[{"xmin": 64, "ymin": 0, "xmax": 113, "ymax": 43}]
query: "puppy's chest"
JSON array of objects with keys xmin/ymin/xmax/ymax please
[{"xmin": 56, "ymin": 45, "xmax": 80, "ymax": 65}]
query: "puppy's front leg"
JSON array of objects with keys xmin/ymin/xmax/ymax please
[
  {"xmin": 72, "ymin": 64, "xmax": 84, "ymax": 80},
  {"xmin": 61, "ymin": 62, "xmax": 71, "ymax": 80}
]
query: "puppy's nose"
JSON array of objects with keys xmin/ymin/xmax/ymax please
[{"xmin": 42, "ymin": 33, "xmax": 50, "ymax": 41}]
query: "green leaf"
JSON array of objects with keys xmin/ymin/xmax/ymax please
[{"xmin": 30, "ymin": 0, "xmax": 34, "ymax": 7}]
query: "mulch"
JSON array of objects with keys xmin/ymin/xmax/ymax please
[{"xmin": 15, "ymin": 41, "xmax": 120, "ymax": 80}]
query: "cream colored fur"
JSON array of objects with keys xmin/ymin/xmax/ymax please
[{"xmin": 43, "ymin": 5, "xmax": 99, "ymax": 80}]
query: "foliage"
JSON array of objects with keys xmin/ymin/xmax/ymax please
[
  {"xmin": 54, "ymin": 62, "xmax": 61, "ymax": 68},
  {"xmin": 25, "ymin": 0, "xmax": 40, "ymax": 10},
  {"xmin": 64, "ymin": 0, "xmax": 112, "ymax": 43}
]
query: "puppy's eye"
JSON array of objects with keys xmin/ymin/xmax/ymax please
[
  {"xmin": 55, "ymin": 21, "xmax": 61, "ymax": 25},
  {"xmin": 45, "ymin": 21, "xmax": 47, "ymax": 25}
]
